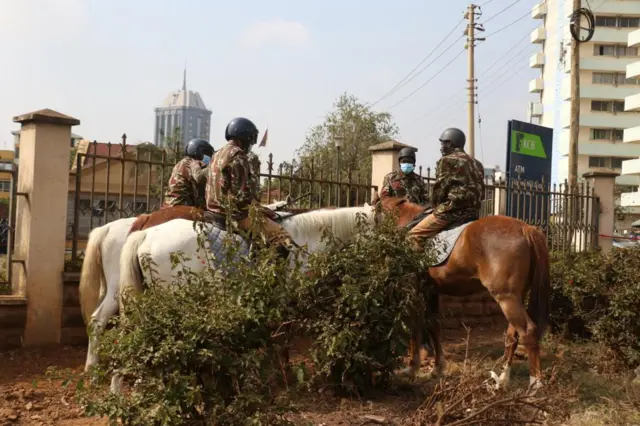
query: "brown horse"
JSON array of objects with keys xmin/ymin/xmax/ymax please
[{"xmin": 379, "ymin": 197, "xmax": 551, "ymax": 389}]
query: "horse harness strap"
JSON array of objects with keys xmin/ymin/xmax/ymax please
[{"xmin": 405, "ymin": 209, "xmax": 431, "ymax": 231}]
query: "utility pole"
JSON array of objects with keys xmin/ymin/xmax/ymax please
[
  {"xmin": 465, "ymin": 4, "xmax": 483, "ymax": 159},
  {"xmin": 569, "ymin": 0, "xmax": 581, "ymax": 190}
]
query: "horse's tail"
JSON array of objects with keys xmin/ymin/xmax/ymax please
[
  {"xmin": 523, "ymin": 225, "xmax": 551, "ymax": 341},
  {"xmin": 119, "ymin": 230, "xmax": 147, "ymax": 301},
  {"xmin": 79, "ymin": 224, "xmax": 111, "ymax": 325}
]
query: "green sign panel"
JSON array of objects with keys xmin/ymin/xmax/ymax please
[{"xmin": 510, "ymin": 130, "xmax": 547, "ymax": 159}]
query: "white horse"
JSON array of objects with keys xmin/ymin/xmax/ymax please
[
  {"xmin": 79, "ymin": 201, "xmax": 287, "ymax": 371},
  {"xmin": 83, "ymin": 204, "xmax": 375, "ymax": 379}
]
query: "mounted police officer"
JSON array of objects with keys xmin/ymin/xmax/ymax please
[
  {"xmin": 408, "ymin": 128, "xmax": 485, "ymax": 248},
  {"xmin": 205, "ymin": 117, "xmax": 295, "ymax": 258},
  {"xmin": 163, "ymin": 138, "xmax": 214, "ymax": 209},
  {"xmin": 378, "ymin": 147, "xmax": 430, "ymax": 205}
]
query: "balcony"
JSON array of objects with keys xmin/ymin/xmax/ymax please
[
  {"xmin": 629, "ymin": 29, "xmax": 640, "ymax": 48},
  {"xmin": 621, "ymin": 159, "xmax": 640, "ymax": 176},
  {"xmin": 531, "ymin": 27, "xmax": 546, "ymax": 44},
  {"xmin": 621, "ymin": 189, "xmax": 640, "ymax": 207},
  {"xmin": 580, "ymin": 113, "xmax": 640, "ymax": 130},
  {"xmin": 530, "ymin": 102, "xmax": 543, "ymax": 117},
  {"xmin": 581, "ymin": 85, "xmax": 639, "ymax": 100},
  {"xmin": 626, "ymin": 93, "xmax": 640, "ymax": 112},
  {"xmin": 529, "ymin": 52, "xmax": 544, "ymax": 68},
  {"xmin": 591, "ymin": 28, "xmax": 634, "ymax": 44},
  {"xmin": 557, "ymin": 134, "xmax": 640, "ymax": 157},
  {"xmin": 624, "ymin": 126, "xmax": 640, "ymax": 144},
  {"xmin": 627, "ymin": 61, "xmax": 640, "ymax": 79},
  {"xmin": 529, "ymin": 78, "xmax": 544, "ymax": 93},
  {"xmin": 580, "ymin": 57, "xmax": 636, "ymax": 73},
  {"xmin": 532, "ymin": 2, "xmax": 547, "ymax": 19}
]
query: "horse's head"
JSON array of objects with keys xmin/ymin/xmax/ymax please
[{"xmin": 376, "ymin": 197, "xmax": 425, "ymax": 228}]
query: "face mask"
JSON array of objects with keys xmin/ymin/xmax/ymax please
[
  {"xmin": 202, "ymin": 155, "xmax": 211, "ymax": 165},
  {"xmin": 400, "ymin": 163, "xmax": 414, "ymax": 174}
]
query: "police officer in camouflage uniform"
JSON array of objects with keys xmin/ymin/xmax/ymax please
[
  {"xmin": 205, "ymin": 117, "xmax": 294, "ymax": 257},
  {"xmin": 163, "ymin": 138, "xmax": 215, "ymax": 209},
  {"xmin": 379, "ymin": 147, "xmax": 430, "ymax": 205},
  {"xmin": 247, "ymin": 152, "xmax": 262, "ymax": 202},
  {"xmin": 408, "ymin": 128, "xmax": 485, "ymax": 248}
]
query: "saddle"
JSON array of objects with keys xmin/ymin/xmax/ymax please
[
  {"xmin": 201, "ymin": 209, "xmax": 295, "ymax": 232},
  {"xmin": 404, "ymin": 207, "xmax": 474, "ymax": 233}
]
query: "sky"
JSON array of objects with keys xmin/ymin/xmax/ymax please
[{"xmin": 0, "ymin": 0, "xmax": 540, "ymax": 171}]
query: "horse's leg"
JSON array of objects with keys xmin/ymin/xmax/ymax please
[
  {"xmin": 424, "ymin": 292, "xmax": 446, "ymax": 379},
  {"xmin": 85, "ymin": 283, "xmax": 119, "ymax": 372},
  {"xmin": 494, "ymin": 294, "xmax": 542, "ymax": 389},
  {"xmin": 496, "ymin": 323, "xmax": 519, "ymax": 388},
  {"xmin": 400, "ymin": 327, "xmax": 423, "ymax": 377}
]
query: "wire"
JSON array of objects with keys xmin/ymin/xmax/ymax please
[
  {"xmin": 480, "ymin": 0, "xmax": 497, "ymax": 5},
  {"xmin": 484, "ymin": 0, "xmax": 548, "ymax": 38},
  {"xmin": 482, "ymin": 0, "xmax": 524, "ymax": 24},
  {"xmin": 369, "ymin": 18, "xmax": 465, "ymax": 107},
  {"xmin": 479, "ymin": 30, "xmax": 533, "ymax": 75},
  {"xmin": 387, "ymin": 48, "xmax": 466, "ymax": 110}
]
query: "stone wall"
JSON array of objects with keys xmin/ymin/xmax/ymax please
[
  {"xmin": 440, "ymin": 291, "xmax": 506, "ymax": 331},
  {"xmin": 0, "ymin": 297, "xmax": 27, "ymax": 349},
  {"xmin": 61, "ymin": 272, "xmax": 87, "ymax": 346}
]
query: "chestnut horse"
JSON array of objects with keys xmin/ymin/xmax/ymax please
[{"xmin": 379, "ymin": 197, "xmax": 551, "ymax": 389}]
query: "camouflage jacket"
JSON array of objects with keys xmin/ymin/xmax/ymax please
[
  {"xmin": 205, "ymin": 141, "xmax": 254, "ymax": 219},
  {"xmin": 380, "ymin": 170, "xmax": 430, "ymax": 205},
  {"xmin": 431, "ymin": 148, "xmax": 485, "ymax": 223},
  {"xmin": 163, "ymin": 157, "xmax": 208, "ymax": 208},
  {"xmin": 247, "ymin": 152, "xmax": 262, "ymax": 202}
]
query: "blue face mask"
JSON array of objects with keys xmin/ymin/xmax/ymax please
[
  {"xmin": 400, "ymin": 163, "xmax": 414, "ymax": 174},
  {"xmin": 202, "ymin": 155, "xmax": 211, "ymax": 165}
]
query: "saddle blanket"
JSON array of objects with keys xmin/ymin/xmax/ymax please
[
  {"xmin": 429, "ymin": 222, "xmax": 472, "ymax": 267},
  {"xmin": 206, "ymin": 225, "xmax": 250, "ymax": 270}
]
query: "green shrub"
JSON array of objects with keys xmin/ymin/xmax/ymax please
[
  {"xmin": 550, "ymin": 247, "xmax": 640, "ymax": 368},
  {"xmin": 295, "ymin": 211, "xmax": 437, "ymax": 394},
  {"xmin": 78, "ymin": 207, "xmax": 438, "ymax": 424},
  {"xmin": 80, "ymin": 223, "xmax": 301, "ymax": 425}
]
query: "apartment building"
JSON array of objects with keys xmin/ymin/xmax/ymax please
[
  {"xmin": 529, "ymin": 0, "xmax": 640, "ymax": 191},
  {"xmin": 621, "ymin": 27, "xmax": 640, "ymax": 212}
]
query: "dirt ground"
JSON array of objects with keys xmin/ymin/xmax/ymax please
[{"xmin": 0, "ymin": 328, "xmax": 638, "ymax": 425}]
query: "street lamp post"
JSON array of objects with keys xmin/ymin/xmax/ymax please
[{"xmin": 334, "ymin": 135, "xmax": 344, "ymax": 207}]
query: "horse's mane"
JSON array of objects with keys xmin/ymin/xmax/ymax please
[{"xmin": 282, "ymin": 205, "xmax": 373, "ymax": 242}]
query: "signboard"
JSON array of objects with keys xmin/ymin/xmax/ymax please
[{"xmin": 504, "ymin": 120, "xmax": 553, "ymax": 221}]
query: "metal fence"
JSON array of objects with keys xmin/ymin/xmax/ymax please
[
  {"xmin": 0, "ymin": 162, "xmax": 19, "ymax": 295},
  {"xmin": 418, "ymin": 166, "xmax": 600, "ymax": 251},
  {"xmin": 67, "ymin": 139, "xmax": 378, "ymax": 263}
]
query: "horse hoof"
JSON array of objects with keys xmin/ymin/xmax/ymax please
[{"xmin": 528, "ymin": 376, "xmax": 544, "ymax": 393}]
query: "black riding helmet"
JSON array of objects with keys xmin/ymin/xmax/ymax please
[
  {"xmin": 184, "ymin": 138, "xmax": 214, "ymax": 160},
  {"xmin": 225, "ymin": 117, "xmax": 259, "ymax": 148},
  {"xmin": 398, "ymin": 147, "xmax": 417, "ymax": 164},
  {"xmin": 439, "ymin": 128, "xmax": 466, "ymax": 148}
]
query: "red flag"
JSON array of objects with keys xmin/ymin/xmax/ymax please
[{"xmin": 259, "ymin": 127, "xmax": 268, "ymax": 147}]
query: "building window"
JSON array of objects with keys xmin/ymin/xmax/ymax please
[
  {"xmin": 591, "ymin": 100, "xmax": 611, "ymax": 111},
  {"xmin": 594, "ymin": 44, "xmax": 639, "ymax": 57},
  {"xmin": 611, "ymin": 157, "xmax": 624, "ymax": 169},
  {"xmin": 613, "ymin": 101, "xmax": 625, "ymax": 112},
  {"xmin": 592, "ymin": 72, "xmax": 615, "ymax": 84},
  {"xmin": 590, "ymin": 129, "xmax": 611, "ymax": 140},
  {"xmin": 596, "ymin": 16, "xmax": 639, "ymax": 28},
  {"xmin": 0, "ymin": 181, "xmax": 10, "ymax": 192},
  {"xmin": 588, "ymin": 157, "xmax": 607, "ymax": 167},
  {"xmin": 613, "ymin": 129, "xmax": 624, "ymax": 140}
]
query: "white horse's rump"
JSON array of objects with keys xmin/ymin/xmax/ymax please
[
  {"xmin": 82, "ymin": 204, "xmax": 374, "ymax": 374},
  {"xmin": 79, "ymin": 202, "xmax": 288, "ymax": 371}
]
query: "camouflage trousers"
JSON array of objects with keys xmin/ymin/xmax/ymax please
[{"xmin": 407, "ymin": 213, "xmax": 451, "ymax": 251}]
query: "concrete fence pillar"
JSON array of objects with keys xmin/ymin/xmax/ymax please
[
  {"xmin": 493, "ymin": 170, "xmax": 507, "ymax": 216},
  {"xmin": 12, "ymin": 109, "xmax": 80, "ymax": 346},
  {"xmin": 369, "ymin": 140, "xmax": 417, "ymax": 199},
  {"xmin": 582, "ymin": 171, "xmax": 619, "ymax": 253}
]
